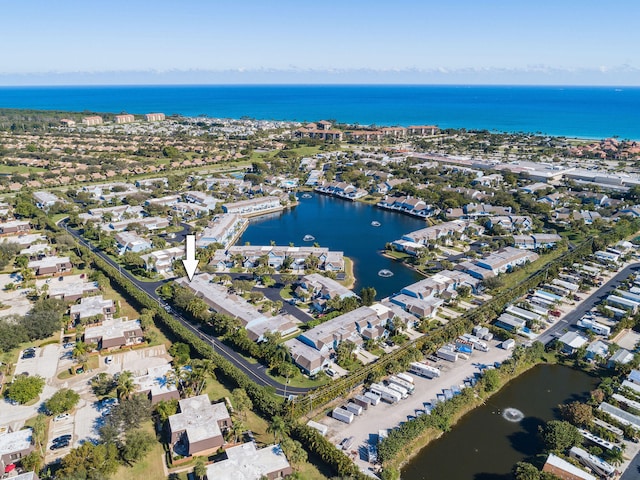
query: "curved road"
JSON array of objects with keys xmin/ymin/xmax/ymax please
[
  {"xmin": 537, "ymin": 262, "xmax": 640, "ymax": 344},
  {"xmin": 61, "ymin": 222, "xmax": 312, "ymax": 397}
]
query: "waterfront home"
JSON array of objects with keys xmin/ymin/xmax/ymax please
[
  {"xmin": 70, "ymin": 295, "xmax": 115, "ymax": 323},
  {"xmin": 168, "ymin": 394, "xmax": 231, "ymax": 457},
  {"xmin": 389, "ymin": 294, "xmax": 443, "ymax": 318},
  {"xmin": 28, "ymin": 255, "xmax": 72, "ymax": 276},
  {"xmin": 84, "ymin": 317, "xmax": 143, "ymax": 350},
  {"xmin": 220, "ymin": 245, "xmax": 344, "ymax": 272},
  {"xmin": 204, "ymin": 442, "xmax": 292, "ymax": 480},
  {"xmin": 316, "ymin": 181, "xmax": 367, "ymax": 200},
  {"xmin": 377, "ymin": 194, "xmax": 434, "ymax": 218},
  {"xmin": 222, "ymin": 196, "xmax": 282, "ymax": 216},
  {"xmin": 82, "ymin": 115, "xmax": 103, "ymax": 126},
  {"xmin": 197, "ymin": 214, "xmax": 248, "ymax": 249},
  {"xmin": 398, "ymin": 220, "xmax": 482, "ymax": 247},
  {"xmin": 33, "ymin": 190, "xmax": 63, "ymax": 210},
  {"xmin": 0, "ymin": 220, "xmax": 29, "ymax": 236},
  {"xmin": 557, "ymin": 331, "xmax": 589, "ymax": 354},
  {"xmin": 133, "ymin": 364, "xmax": 180, "ymax": 405},
  {"xmin": 305, "ymin": 169, "xmax": 323, "ymax": 186},
  {"xmin": 407, "ymin": 125, "xmax": 439, "ymax": 135},
  {"xmin": 584, "ymin": 340, "xmax": 609, "ymax": 361},
  {"xmin": 183, "ymin": 191, "xmax": 220, "ymax": 210},
  {"xmin": 0, "ymin": 428, "xmax": 34, "ymax": 474},
  {"xmin": 115, "ymin": 231, "xmax": 152, "ymax": 254}
]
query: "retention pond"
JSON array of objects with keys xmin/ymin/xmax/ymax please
[{"xmin": 402, "ymin": 364, "xmax": 597, "ymax": 480}]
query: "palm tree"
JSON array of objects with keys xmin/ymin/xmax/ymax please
[
  {"xmin": 116, "ymin": 370, "xmax": 136, "ymax": 400},
  {"xmin": 230, "ymin": 418, "xmax": 246, "ymax": 444},
  {"xmin": 267, "ymin": 416, "xmax": 289, "ymax": 443}
]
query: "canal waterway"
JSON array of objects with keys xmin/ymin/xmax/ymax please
[
  {"xmin": 237, "ymin": 194, "xmax": 425, "ymax": 298},
  {"xmin": 402, "ymin": 364, "xmax": 597, "ymax": 480}
]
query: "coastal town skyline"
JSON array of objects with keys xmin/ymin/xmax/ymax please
[{"xmin": 1, "ymin": 0, "xmax": 639, "ymax": 85}]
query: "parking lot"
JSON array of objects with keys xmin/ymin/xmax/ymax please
[
  {"xmin": 0, "ymin": 273, "xmax": 35, "ymax": 317},
  {"xmin": 321, "ymin": 339, "xmax": 513, "ymax": 473},
  {"xmin": 103, "ymin": 345, "xmax": 171, "ymax": 376}
]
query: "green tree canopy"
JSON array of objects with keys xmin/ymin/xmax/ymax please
[
  {"xmin": 45, "ymin": 388, "xmax": 80, "ymax": 415},
  {"xmin": 6, "ymin": 375, "xmax": 45, "ymax": 404}
]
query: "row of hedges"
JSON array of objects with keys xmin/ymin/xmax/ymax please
[
  {"xmin": 79, "ymin": 245, "xmax": 284, "ymax": 418},
  {"xmin": 291, "ymin": 424, "xmax": 369, "ymax": 479}
]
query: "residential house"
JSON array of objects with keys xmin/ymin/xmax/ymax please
[
  {"xmin": 84, "ymin": 317, "xmax": 143, "ymax": 350},
  {"xmin": 0, "ymin": 428, "xmax": 34, "ymax": 475},
  {"xmin": 0, "ymin": 220, "xmax": 29, "ymax": 236},
  {"xmin": 46, "ymin": 274, "xmax": 99, "ymax": 302},
  {"xmin": 465, "ymin": 247, "xmax": 539, "ymax": 278},
  {"xmin": 168, "ymin": 395, "xmax": 231, "ymax": 457},
  {"xmin": 141, "ymin": 246, "xmax": 184, "ymax": 277},
  {"xmin": 33, "ymin": 191, "xmax": 62, "ymax": 210},
  {"xmin": 294, "ymin": 121, "xmax": 343, "ymax": 141},
  {"xmin": 222, "ymin": 196, "xmax": 282, "ymax": 216},
  {"xmin": 134, "ymin": 364, "xmax": 180, "ymax": 405},
  {"xmin": 407, "ymin": 125, "xmax": 439, "ymax": 135},
  {"xmin": 28, "ymin": 256, "xmax": 72, "ymax": 276},
  {"xmin": 204, "ymin": 442, "xmax": 292, "ymax": 480},
  {"xmin": 486, "ymin": 215, "xmax": 533, "ymax": 233},
  {"xmin": 115, "ymin": 231, "xmax": 152, "ymax": 254},
  {"xmin": 512, "ymin": 234, "xmax": 562, "ymax": 250},
  {"xmin": 70, "ymin": 295, "xmax": 115, "ymax": 323},
  {"xmin": 608, "ymin": 349, "xmax": 634, "ymax": 368},
  {"xmin": 197, "ymin": 214, "xmax": 248, "ymax": 249},
  {"xmin": 284, "ymin": 338, "xmax": 328, "ymax": 375},
  {"xmin": 221, "ymin": 245, "xmax": 344, "ymax": 272},
  {"xmin": 557, "ymin": 331, "xmax": 589, "ymax": 354}
]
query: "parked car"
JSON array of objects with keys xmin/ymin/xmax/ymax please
[
  {"xmin": 104, "ymin": 356, "xmax": 113, "ymax": 365},
  {"xmin": 550, "ymin": 310, "xmax": 561, "ymax": 317},
  {"xmin": 325, "ymin": 368, "xmax": 336, "ymax": 377},
  {"xmin": 22, "ymin": 350, "xmax": 36, "ymax": 359},
  {"xmin": 50, "ymin": 440, "xmax": 70, "ymax": 450},
  {"xmin": 52, "ymin": 434, "xmax": 72, "ymax": 443},
  {"xmin": 53, "ymin": 413, "xmax": 70, "ymax": 422}
]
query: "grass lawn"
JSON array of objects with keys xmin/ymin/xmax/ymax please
[
  {"xmin": 266, "ymin": 370, "xmax": 330, "ymax": 389},
  {"xmin": 100, "ymin": 281, "xmax": 140, "ymax": 320},
  {"xmin": 500, "ymin": 246, "xmax": 567, "ymax": 289},
  {"xmin": 111, "ymin": 422, "xmax": 166, "ymax": 480},
  {"xmin": 280, "ymin": 285, "xmax": 294, "ymax": 300},
  {"xmin": 0, "ymin": 165, "xmax": 46, "ymax": 174},
  {"xmin": 338, "ymin": 257, "xmax": 355, "ymax": 289}
]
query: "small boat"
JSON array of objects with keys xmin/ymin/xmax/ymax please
[{"xmin": 371, "ymin": 221, "xmax": 381, "ymax": 227}]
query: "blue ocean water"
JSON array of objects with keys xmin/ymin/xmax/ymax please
[{"xmin": 0, "ymin": 85, "xmax": 639, "ymax": 139}]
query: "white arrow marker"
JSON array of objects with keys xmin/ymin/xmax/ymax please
[{"xmin": 182, "ymin": 234, "xmax": 198, "ymax": 281}]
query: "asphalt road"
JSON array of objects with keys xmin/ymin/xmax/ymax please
[
  {"xmin": 61, "ymin": 222, "xmax": 312, "ymax": 396},
  {"xmin": 536, "ymin": 262, "xmax": 640, "ymax": 345}
]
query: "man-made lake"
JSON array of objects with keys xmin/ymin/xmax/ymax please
[
  {"xmin": 402, "ymin": 364, "xmax": 597, "ymax": 480},
  {"xmin": 237, "ymin": 194, "xmax": 425, "ymax": 298}
]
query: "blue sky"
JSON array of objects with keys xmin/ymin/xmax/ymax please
[{"xmin": 2, "ymin": 0, "xmax": 640, "ymax": 84}]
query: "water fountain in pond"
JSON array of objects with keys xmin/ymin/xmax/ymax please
[
  {"xmin": 301, "ymin": 193, "xmax": 312, "ymax": 199},
  {"xmin": 303, "ymin": 234, "xmax": 315, "ymax": 242},
  {"xmin": 371, "ymin": 221, "xmax": 381, "ymax": 227},
  {"xmin": 502, "ymin": 408, "xmax": 524, "ymax": 423},
  {"xmin": 378, "ymin": 269, "xmax": 394, "ymax": 278}
]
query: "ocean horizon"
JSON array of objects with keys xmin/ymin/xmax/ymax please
[{"xmin": 1, "ymin": 84, "xmax": 639, "ymax": 140}]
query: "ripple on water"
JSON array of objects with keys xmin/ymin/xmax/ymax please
[{"xmin": 502, "ymin": 408, "xmax": 525, "ymax": 423}]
